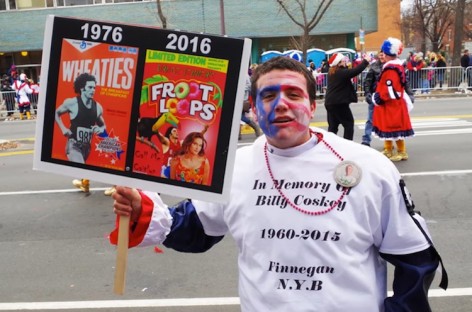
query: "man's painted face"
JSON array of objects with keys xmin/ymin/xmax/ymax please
[{"xmin": 254, "ymin": 70, "xmax": 315, "ymax": 149}]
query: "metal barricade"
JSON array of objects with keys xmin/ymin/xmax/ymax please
[
  {"xmin": 29, "ymin": 92, "xmax": 39, "ymax": 113},
  {"xmin": 314, "ymin": 71, "xmax": 367, "ymax": 98},
  {"xmin": 315, "ymin": 72, "xmax": 328, "ymax": 97},
  {"xmin": 0, "ymin": 90, "xmax": 17, "ymax": 117},
  {"xmin": 407, "ymin": 66, "xmax": 471, "ymax": 94},
  {"xmin": 463, "ymin": 66, "xmax": 472, "ymax": 91},
  {"xmin": 315, "ymin": 65, "xmax": 472, "ymax": 98},
  {"xmin": 2, "ymin": 66, "xmax": 468, "ymax": 118}
]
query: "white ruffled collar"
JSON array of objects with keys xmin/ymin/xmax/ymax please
[{"xmin": 383, "ymin": 58, "xmax": 403, "ymax": 68}]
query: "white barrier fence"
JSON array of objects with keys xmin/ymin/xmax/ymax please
[
  {"xmin": 1, "ymin": 66, "xmax": 471, "ymax": 117},
  {"xmin": 0, "ymin": 90, "xmax": 39, "ymax": 118},
  {"xmin": 314, "ymin": 66, "xmax": 472, "ymax": 97}
]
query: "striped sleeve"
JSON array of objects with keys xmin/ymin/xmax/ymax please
[{"xmin": 109, "ymin": 191, "xmax": 173, "ymax": 248}]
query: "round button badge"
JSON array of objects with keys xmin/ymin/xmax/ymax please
[{"xmin": 333, "ymin": 160, "xmax": 362, "ymax": 188}]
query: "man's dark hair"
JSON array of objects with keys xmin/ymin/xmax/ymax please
[
  {"xmin": 74, "ymin": 73, "xmax": 97, "ymax": 94},
  {"xmin": 250, "ymin": 56, "xmax": 316, "ymax": 104},
  {"xmin": 165, "ymin": 126, "xmax": 176, "ymax": 139}
]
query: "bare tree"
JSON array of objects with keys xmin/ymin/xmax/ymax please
[
  {"xmin": 156, "ymin": 0, "xmax": 167, "ymax": 29},
  {"xmin": 412, "ymin": 0, "xmax": 455, "ymax": 52},
  {"xmin": 401, "ymin": 9, "xmax": 417, "ymax": 48},
  {"xmin": 452, "ymin": 0, "xmax": 466, "ymax": 65},
  {"xmin": 464, "ymin": 1, "xmax": 472, "ymax": 40},
  {"xmin": 276, "ymin": 0, "xmax": 334, "ymax": 63}
]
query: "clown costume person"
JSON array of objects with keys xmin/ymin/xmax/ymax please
[
  {"xmin": 12, "ymin": 73, "xmax": 34, "ymax": 120},
  {"xmin": 372, "ymin": 37, "xmax": 414, "ymax": 161}
]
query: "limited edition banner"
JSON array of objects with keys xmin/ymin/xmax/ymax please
[{"xmin": 34, "ymin": 15, "xmax": 252, "ymax": 203}]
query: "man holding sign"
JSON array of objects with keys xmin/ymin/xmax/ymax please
[{"xmin": 110, "ymin": 56, "xmax": 446, "ymax": 311}]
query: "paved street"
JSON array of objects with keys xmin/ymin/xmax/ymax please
[{"xmin": 0, "ymin": 96, "xmax": 472, "ymax": 311}]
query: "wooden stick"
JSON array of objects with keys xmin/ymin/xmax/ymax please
[{"xmin": 113, "ymin": 215, "xmax": 130, "ymax": 295}]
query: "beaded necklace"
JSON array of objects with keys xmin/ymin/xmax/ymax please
[{"xmin": 264, "ymin": 132, "xmax": 348, "ymax": 216}]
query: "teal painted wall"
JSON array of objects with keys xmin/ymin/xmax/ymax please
[
  {"xmin": 0, "ymin": 0, "xmax": 377, "ymax": 52},
  {"xmin": 346, "ymin": 33, "xmax": 356, "ymax": 50}
]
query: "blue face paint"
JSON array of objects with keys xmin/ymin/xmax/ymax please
[{"xmin": 256, "ymin": 84, "xmax": 281, "ymax": 137}]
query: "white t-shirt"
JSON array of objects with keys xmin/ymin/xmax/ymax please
[{"xmin": 190, "ymin": 128, "xmax": 430, "ymax": 312}]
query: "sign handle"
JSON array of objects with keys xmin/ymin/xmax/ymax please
[{"xmin": 113, "ymin": 215, "xmax": 130, "ymax": 295}]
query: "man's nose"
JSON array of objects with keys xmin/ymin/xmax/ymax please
[{"xmin": 274, "ymin": 96, "xmax": 289, "ymax": 111}]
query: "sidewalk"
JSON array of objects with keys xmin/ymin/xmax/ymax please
[
  {"xmin": 414, "ymin": 88, "xmax": 472, "ymax": 97},
  {"xmin": 0, "ymin": 113, "xmax": 37, "ymax": 122}
]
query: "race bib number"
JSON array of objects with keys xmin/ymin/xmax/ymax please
[{"xmin": 76, "ymin": 126, "xmax": 93, "ymax": 144}]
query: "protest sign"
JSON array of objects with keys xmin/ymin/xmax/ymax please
[{"xmin": 34, "ymin": 15, "xmax": 252, "ymax": 203}]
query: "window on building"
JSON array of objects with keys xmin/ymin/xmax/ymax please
[
  {"xmin": 0, "ymin": 0, "xmax": 17, "ymax": 10},
  {"xmin": 16, "ymin": 0, "xmax": 46, "ymax": 9},
  {"xmin": 53, "ymin": 0, "xmax": 93, "ymax": 6}
]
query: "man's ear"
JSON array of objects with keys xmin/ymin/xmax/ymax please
[
  {"xmin": 251, "ymin": 101, "xmax": 257, "ymax": 117},
  {"xmin": 310, "ymin": 101, "xmax": 316, "ymax": 119}
]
